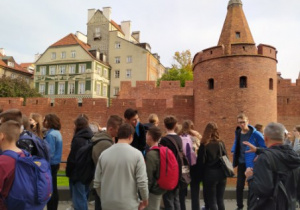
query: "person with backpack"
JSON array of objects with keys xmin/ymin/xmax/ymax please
[
  {"xmin": 43, "ymin": 113, "xmax": 63, "ymax": 210},
  {"xmin": 159, "ymin": 115, "xmax": 184, "ymax": 210},
  {"xmin": 145, "ymin": 126, "xmax": 168, "ymax": 210},
  {"xmin": 0, "ymin": 120, "xmax": 52, "ymax": 210},
  {"xmin": 92, "ymin": 115, "xmax": 123, "ymax": 210},
  {"xmin": 66, "ymin": 114, "xmax": 93, "ymax": 210},
  {"xmin": 245, "ymin": 122, "xmax": 300, "ymax": 210},
  {"xmin": 178, "ymin": 120, "xmax": 200, "ymax": 210}
]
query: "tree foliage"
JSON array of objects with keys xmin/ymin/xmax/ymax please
[
  {"xmin": 157, "ymin": 50, "xmax": 193, "ymax": 87},
  {"xmin": 0, "ymin": 76, "xmax": 41, "ymax": 98}
]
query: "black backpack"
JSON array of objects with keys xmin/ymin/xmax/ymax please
[
  {"xmin": 249, "ymin": 149, "xmax": 300, "ymax": 210},
  {"xmin": 72, "ymin": 139, "xmax": 111, "ymax": 185}
]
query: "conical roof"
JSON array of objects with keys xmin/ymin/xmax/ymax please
[{"xmin": 218, "ymin": 0, "xmax": 254, "ymax": 46}]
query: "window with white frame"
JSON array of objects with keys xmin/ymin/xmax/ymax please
[
  {"xmin": 51, "ymin": 52, "xmax": 56, "ymax": 60},
  {"xmin": 96, "ymin": 83, "xmax": 101, "ymax": 95},
  {"xmin": 69, "ymin": 83, "xmax": 75, "ymax": 94},
  {"xmin": 126, "ymin": 56, "xmax": 132, "ymax": 63},
  {"xmin": 114, "ymin": 87, "xmax": 119, "ymax": 96},
  {"xmin": 69, "ymin": 65, "xmax": 76, "ymax": 74},
  {"xmin": 49, "ymin": 66, "xmax": 56, "ymax": 75},
  {"xmin": 103, "ymin": 68, "xmax": 107, "ymax": 77},
  {"xmin": 58, "ymin": 83, "xmax": 65, "ymax": 95},
  {"xmin": 95, "ymin": 27, "xmax": 101, "ymax": 37},
  {"xmin": 126, "ymin": 69, "xmax": 132, "ymax": 78},
  {"xmin": 79, "ymin": 64, "xmax": 86, "ymax": 73},
  {"xmin": 102, "ymin": 85, "xmax": 107, "ymax": 97},
  {"xmin": 79, "ymin": 82, "xmax": 85, "ymax": 94},
  {"xmin": 8, "ymin": 61, "xmax": 15, "ymax": 67},
  {"xmin": 96, "ymin": 66, "xmax": 102, "ymax": 75},
  {"xmin": 40, "ymin": 66, "xmax": 46, "ymax": 75},
  {"xmin": 48, "ymin": 84, "xmax": 54, "ymax": 95},
  {"xmin": 114, "ymin": 70, "xmax": 120, "ymax": 78},
  {"xmin": 115, "ymin": 57, "xmax": 120, "ymax": 64},
  {"xmin": 11, "ymin": 73, "xmax": 16, "ymax": 79},
  {"xmin": 61, "ymin": 51, "xmax": 66, "ymax": 59},
  {"xmin": 59, "ymin": 65, "xmax": 66, "ymax": 74},
  {"xmin": 39, "ymin": 84, "xmax": 45, "ymax": 94},
  {"xmin": 71, "ymin": 51, "xmax": 76, "ymax": 58},
  {"xmin": 115, "ymin": 42, "xmax": 121, "ymax": 49}
]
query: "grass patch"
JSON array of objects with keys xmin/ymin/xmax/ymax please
[{"xmin": 57, "ymin": 170, "xmax": 69, "ymax": 187}]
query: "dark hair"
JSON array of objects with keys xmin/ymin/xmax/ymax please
[
  {"xmin": 124, "ymin": 108, "xmax": 138, "ymax": 120},
  {"xmin": 0, "ymin": 120, "xmax": 21, "ymax": 142},
  {"xmin": 164, "ymin": 115, "xmax": 177, "ymax": 130},
  {"xmin": 148, "ymin": 126, "xmax": 162, "ymax": 142},
  {"xmin": 0, "ymin": 109, "xmax": 22, "ymax": 124},
  {"xmin": 201, "ymin": 122, "xmax": 220, "ymax": 145},
  {"xmin": 44, "ymin": 114, "xmax": 61, "ymax": 130},
  {"xmin": 74, "ymin": 114, "xmax": 89, "ymax": 134},
  {"xmin": 117, "ymin": 123, "xmax": 135, "ymax": 139},
  {"xmin": 22, "ymin": 115, "xmax": 30, "ymax": 131},
  {"xmin": 254, "ymin": 124, "xmax": 264, "ymax": 133}
]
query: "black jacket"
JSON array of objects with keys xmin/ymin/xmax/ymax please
[
  {"xmin": 248, "ymin": 145, "xmax": 300, "ymax": 210},
  {"xmin": 130, "ymin": 122, "xmax": 146, "ymax": 153},
  {"xmin": 66, "ymin": 127, "xmax": 93, "ymax": 179}
]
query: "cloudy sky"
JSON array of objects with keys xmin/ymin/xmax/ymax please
[{"xmin": 1, "ymin": 0, "xmax": 300, "ymax": 81}]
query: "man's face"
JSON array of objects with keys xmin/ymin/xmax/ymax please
[
  {"xmin": 237, "ymin": 118, "xmax": 249, "ymax": 130},
  {"xmin": 109, "ymin": 126, "xmax": 119, "ymax": 138},
  {"xmin": 126, "ymin": 114, "xmax": 139, "ymax": 127},
  {"xmin": 146, "ymin": 132, "xmax": 152, "ymax": 146}
]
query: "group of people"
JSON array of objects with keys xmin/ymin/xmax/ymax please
[{"xmin": 0, "ymin": 107, "xmax": 300, "ymax": 210}]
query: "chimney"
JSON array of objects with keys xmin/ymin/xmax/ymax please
[
  {"xmin": 0, "ymin": 48, "xmax": 5, "ymax": 56},
  {"xmin": 88, "ymin": 9, "xmax": 96, "ymax": 23},
  {"xmin": 121, "ymin": 21, "xmax": 132, "ymax": 41},
  {"xmin": 34, "ymin": 53, "xmax": 41, "ymax": 62},
  {"xmin": 132, "ymin": 31, "xmax": 140, "ymax": 42},
  {"xmin": 103, "ymin": 7, "xmax": 112, "ymax": 21},
  {"xmin": 75, "ymin": 31, "xmax": 87, "ymax": 43}
]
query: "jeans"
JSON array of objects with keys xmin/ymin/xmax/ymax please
[
  {"xmin": 69, "ymin": 180, "xmax": 90, "ymax": 210},
  {"xmin": 163, "ymin": 188, "xmax": 180, "ymax": 210},
  {"xmin": 47, "ymin": 164, "xmax": 59, "ymax": 210},
  {"xmin": 203, "ymin": 167, "xmax": 226, "ymax": 210},
  {"xmin": 236, "ymin": 163, "xmax": 246, "ymax": 209}
]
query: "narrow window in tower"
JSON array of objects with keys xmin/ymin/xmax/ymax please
[
  {"xmin": 208, "ymin": 78, "xmax": 214, "ymax": 90},
  {"xmin": 269, "ymin": 78, "xmax": 273, "ymax": 90},
  {"xmin": 240, "ymin": 76, "xmax": 247, "ymax": 88},
  {"xmin": 236, "ymin": 32, "xmax": 241, "ymax": 39}
]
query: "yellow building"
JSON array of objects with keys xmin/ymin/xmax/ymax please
[
  {"xmin": 87, "ymin": 8, "xmax": 165, "ymax": 97},
  {"xmin": 35, "ymin": 32, "xmax": 110, "ymax": 102},
  {"xmin": 0, "ymin": 48, "xmax": 33, "ymax": 85}
]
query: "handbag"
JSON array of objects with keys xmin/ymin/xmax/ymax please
[{"xmin": 219, "ymin": 142, "xmax": 235, "ymax": 177}]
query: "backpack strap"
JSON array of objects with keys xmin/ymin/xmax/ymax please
[{"xmin": 2, "ymin": 150, "xmax": 29, "ymax": 159}]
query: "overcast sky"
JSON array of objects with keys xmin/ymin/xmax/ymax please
[{"xmin": 1, "ymin": 0, "xmax": 300, "ymax": 81}]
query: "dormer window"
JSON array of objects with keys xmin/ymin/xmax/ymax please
[
  {"xmin": 8, "ymin": 61, "xmax": 14, "ymax": 67},
  {"xmin": 236, "ymin": 32, "xmax": 241, "ymax": 39}
]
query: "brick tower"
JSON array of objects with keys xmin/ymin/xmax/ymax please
[{"xmin": 193, "ymin": 0, "xmax": 278, "ymax": 143}]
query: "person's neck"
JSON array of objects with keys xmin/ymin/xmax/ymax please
[
  {"xmin": 117, "ymin": 138, "xmax": 131, "ymax": 144},
  {"xmin": 241, "ymin": 126, "xmax": 250, "ymax": 134},
  {"xmin": 149, "ymin": 142, "xmax": 158, "ymax": 147},
  {"xmin": 166, "ymin": 129, "xmax": 176, "ymax": 134},
  {"xmin": 2, "ymin": 143, "xmax": 22, "ymax": 153},
  {"xmin": 267, "ymin": 140, "xmax": 282, "ymax": 148}
]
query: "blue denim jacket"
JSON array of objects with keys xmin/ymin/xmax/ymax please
[{"xmin": 45, "ymin": 129, "xmax": 63, "ymax": 165}]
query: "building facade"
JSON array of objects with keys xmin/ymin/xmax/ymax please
[
  {"xmin": 0, "ymin": 48, "xmax": 33, "ymax": 85},
  {"xmin": 87, "ymin": 8, "xmax": 165, "ymax": 97},
  {"xmin": 35, "ymin": 32, "xmax": 110, "ymax": 102}
]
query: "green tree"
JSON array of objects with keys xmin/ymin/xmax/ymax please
[
  {"xmin": 0, "ymin": 76, "xmax": 41, "ymax": 99},
  {"xmin": 157, "ymin": 50, "xmax": 193, "ymax": 87}
]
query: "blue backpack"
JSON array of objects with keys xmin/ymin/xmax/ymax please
[
  {"xmin": 17, "ymin": 130, "xmax": 50, "ymax": 162},
  {"xmin": 2, "ymin": 150, "xmax": 52, "ymax": 210}
]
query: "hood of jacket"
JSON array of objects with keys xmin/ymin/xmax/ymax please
[
  {"xmin": 267, "ymin": 144, "xmax": 300, "ymax": 170},
  {"xmin": 92, "ymin": 131, "xmax": 113, "ymax": 143},
  {"xmin": 74, "ymin": 127, "xmax": 93, "ymax": 140},
  {"xmin": 235, "ymin": 124, "xmax": 256, "ymax": 135}
]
